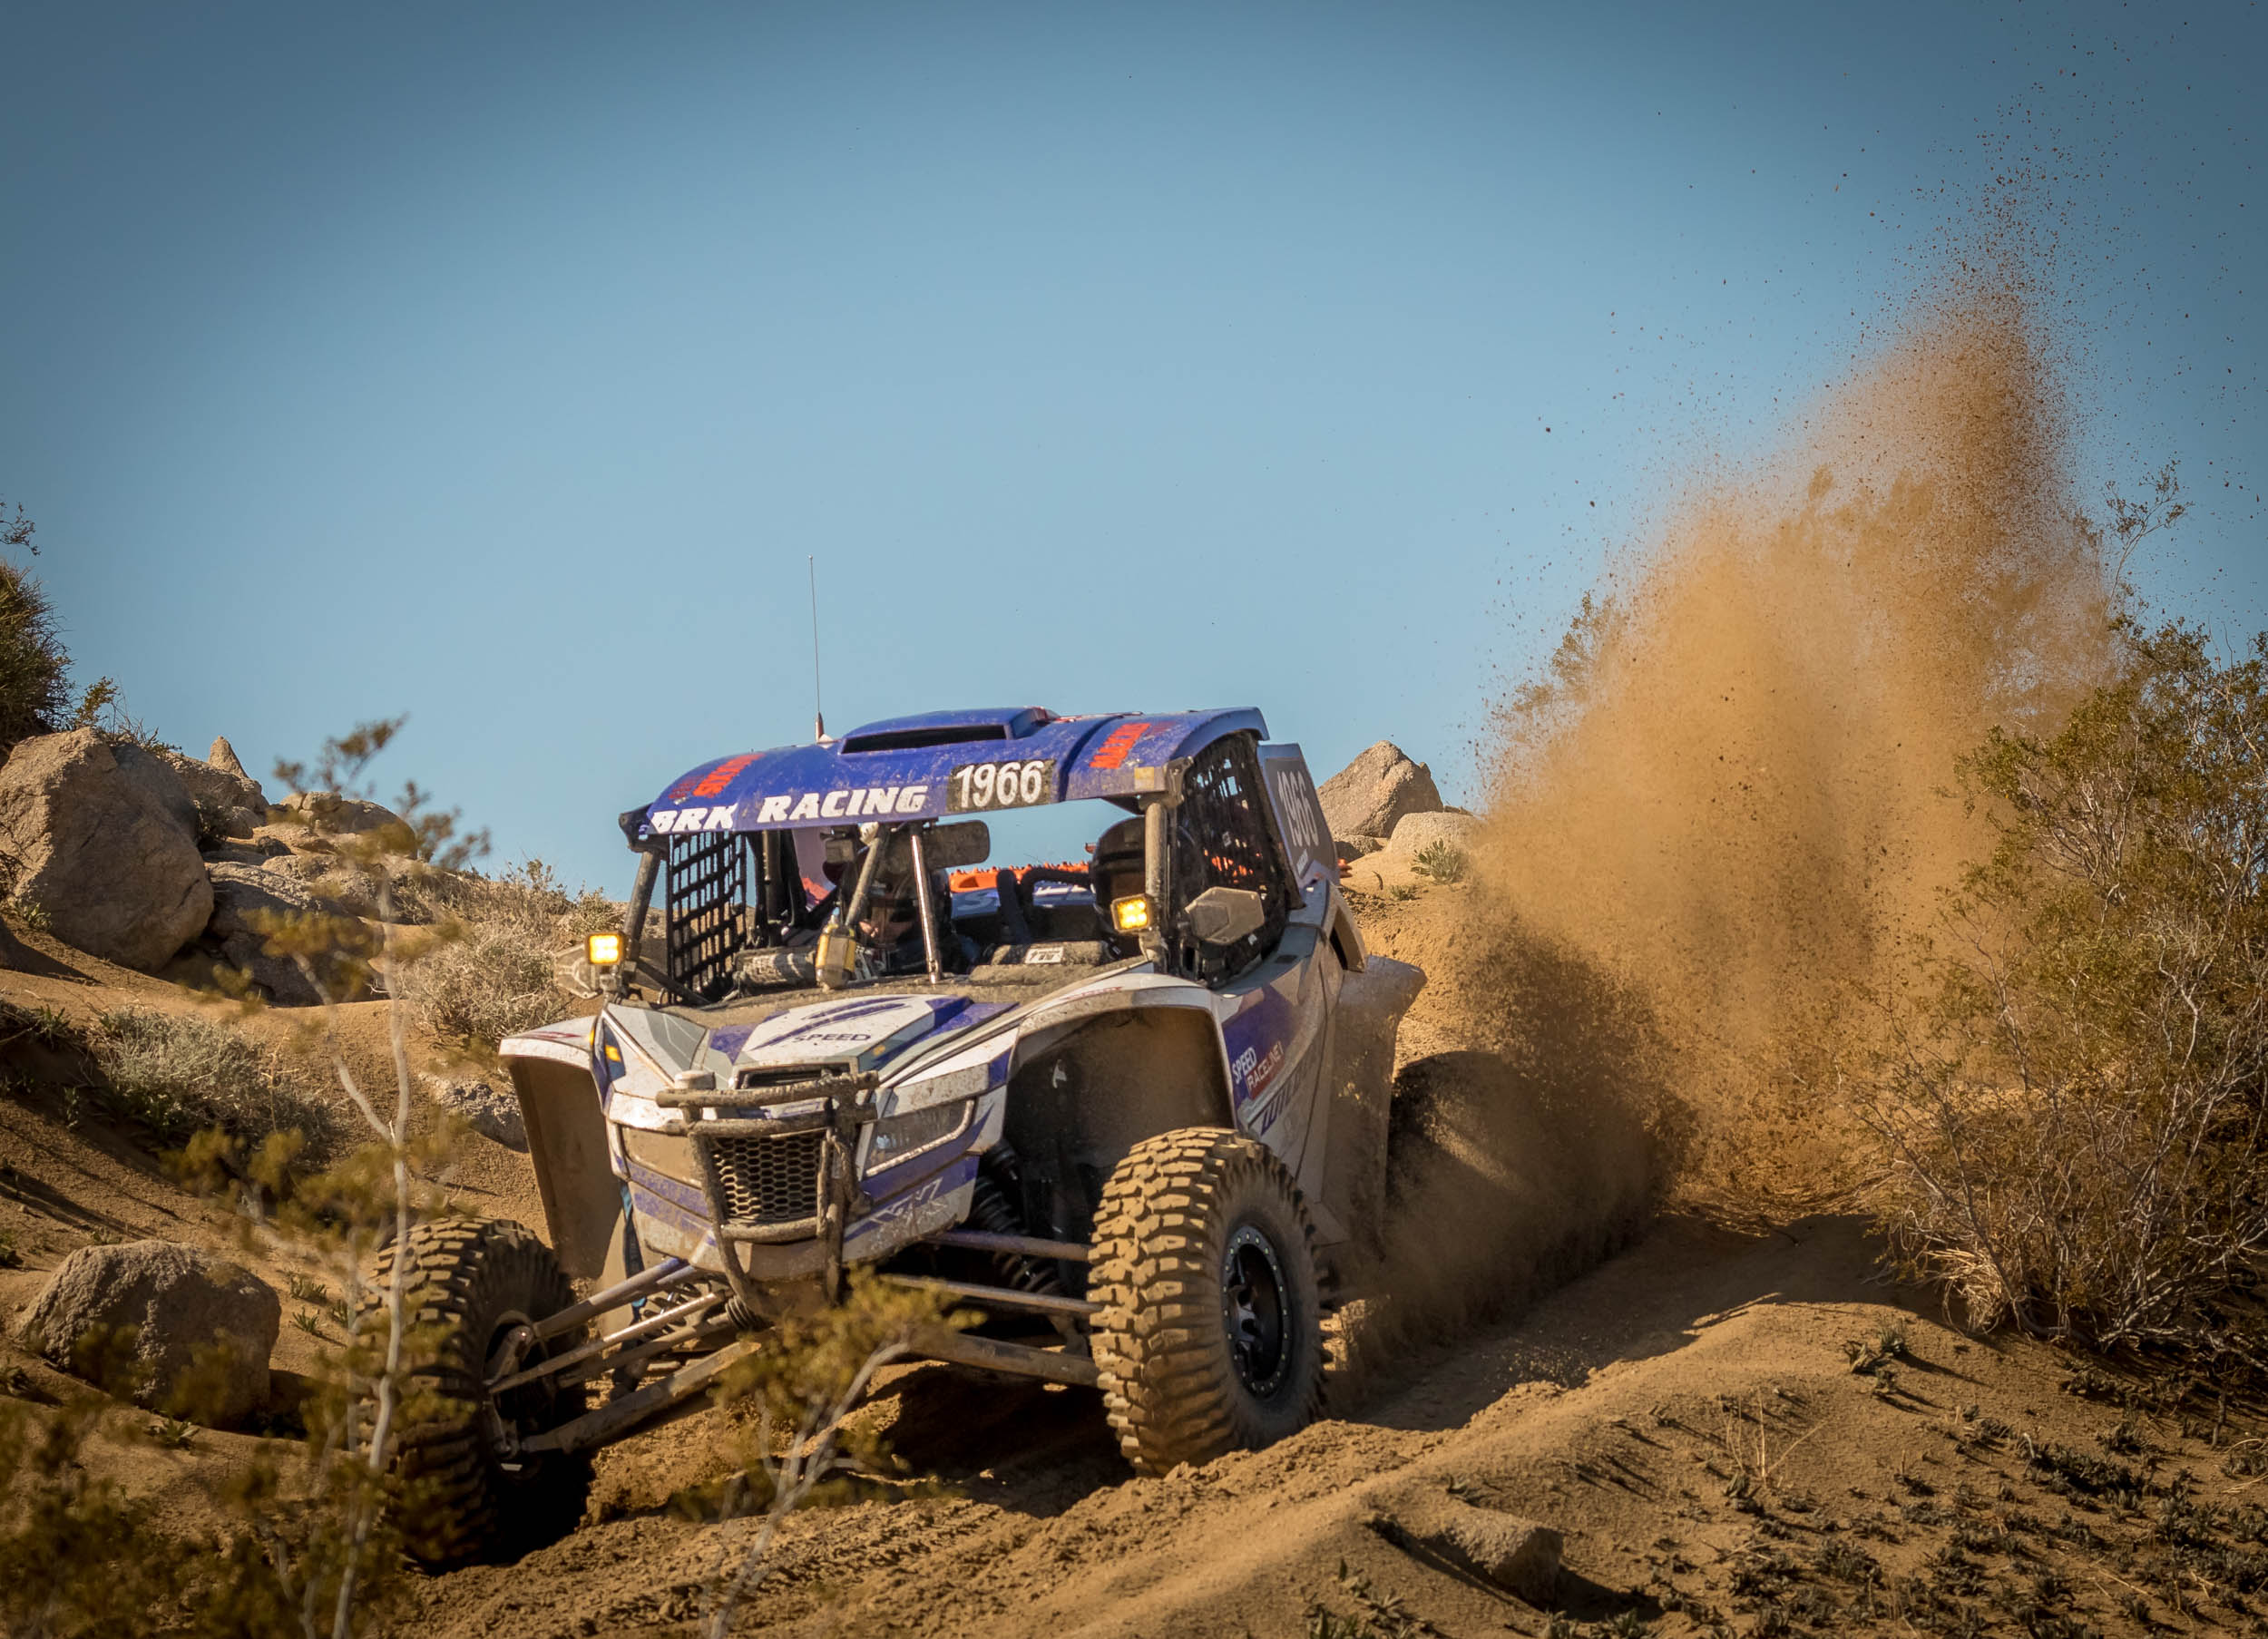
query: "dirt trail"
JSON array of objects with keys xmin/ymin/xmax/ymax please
[{"xmin": 403, "ymin": 1211, "xmax": 2230, "ymax": 1639}]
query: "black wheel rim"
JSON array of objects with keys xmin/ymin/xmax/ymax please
[{"xmin": 1221, "ymin": 1224, "xmax": 1291, "ymax": 1399}]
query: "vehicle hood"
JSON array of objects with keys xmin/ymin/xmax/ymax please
[{"xmin": 702, "ymin": 992, "xmax": 1012, "ymax": 1078}]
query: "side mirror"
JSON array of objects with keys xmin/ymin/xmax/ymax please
[{"xmin": 1186, "ymin": 886, "xmax": 1267, "ymax": 947}]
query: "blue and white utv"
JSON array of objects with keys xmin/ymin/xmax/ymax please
[{"xmin": 370, "ymin": 707, "xmax": 1423, "ymax": 1565}]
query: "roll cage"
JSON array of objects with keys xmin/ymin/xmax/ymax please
[{"xmin": 609, "ymin": 726, "xmax": 1302, "ymax": 1005}]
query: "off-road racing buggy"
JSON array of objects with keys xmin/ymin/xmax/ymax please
[{"xmin": 368, "ymin": 707, "xmax": 1423, "ymax": 1565}]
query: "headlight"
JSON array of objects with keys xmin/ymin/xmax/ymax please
[
  {"xmin": 1110, "ymin": 893, "xmax": 1154, "ymax": 932},
  {"xmin": 865, "ymin": 1098, "xmax": 973, "ymax": 1171},
  {"xmin": 586, "ymin": 931, "xmax": 624, "ymax": 966}
]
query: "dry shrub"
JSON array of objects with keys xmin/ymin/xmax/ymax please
[
  {"xmin": 1855, "ymin": 621, "xmax": 2268, "ymax": 1355},
  {"xmin": 401, "ymin": 859, "xmax": 618, "ymax": 1050},
  {"xmin": 90, "ymin": 1007, "xmax": 340, "ymax": 1157}
]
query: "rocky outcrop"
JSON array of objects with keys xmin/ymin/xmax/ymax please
[
  {"xmin": 1318, "ymin": 741, "xmax": 1443, "ymax": 848},
  {"xmin": 0, "ymin": 730, "xmax": 212, "ymax": 970},
  {"xmin": 157, "ymin": 746, "xmax": 270, "ymax": 841},
  {"xmin": 207, "ymin": 736, "xmax": 250, "ymax": 780},
  {"xmin": 279, "ymin": 790, "xmax": 408, "ymax": 839},
  {"xmin": 423, "ymin": 1074, "xmax": 527, "ymax": 1149},
  {"xmin": 16, "ymin": 1241, "xmax": 279, "ymax": 1428}
]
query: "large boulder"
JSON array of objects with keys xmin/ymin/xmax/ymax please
[
  {"xmin": 154, "ymin": 746, "xmax": 270, "ymax": 842},
  {"xmin": 0, "ymin": 730, "xmax": 213, "ymax": 970},
  {"xmin": 1318, "ymin": 741, "xmax": 1443, "ymax": 846},
  {"xmin": 16, "ymin": 1240, "xmax": 279, "ymax": 1428},
  {"xmin": 110, "ymin": 745, "xmax": 200, "ymax": 840}
]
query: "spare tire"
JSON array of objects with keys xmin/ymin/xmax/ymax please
[
  {"xmin": 359, "ymin": 1218, "xmax": 590, "ymax": 1567},
  {"xmin": 1089, "ymin": 1128, "xmax": 1325, "ymax": 1474}
]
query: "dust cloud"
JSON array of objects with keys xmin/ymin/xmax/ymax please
[
  {"xmin": 1352, "ymin": 290, "xmax": 2116, "ymax": 1383},
  {"xmin": 1461, "ymin": 288, "xmax": 2115, "ymax": 1213}
]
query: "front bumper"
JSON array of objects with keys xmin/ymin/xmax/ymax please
[{"xmin": 654, "ymin": 1068, "xmax": 877, "ymax": 1305}]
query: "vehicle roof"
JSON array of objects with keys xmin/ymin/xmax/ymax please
[{"xmin": 638, "ymin": 707, "xmax": 1268, "ymax": 838}]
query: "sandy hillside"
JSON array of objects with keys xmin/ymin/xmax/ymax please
[{"xmin": 5, "ymin": 885, "xmax": 2263, "ymax": 1639}]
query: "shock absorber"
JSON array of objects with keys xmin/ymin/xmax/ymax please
[{"xmin": 969, "ymin": 1148, "xmax": 1063, "ymax": 1297}]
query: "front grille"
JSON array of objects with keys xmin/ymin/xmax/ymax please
[{"xmin": 709, "ymin": 1131, "xmax": 826, "ymax": 1227}]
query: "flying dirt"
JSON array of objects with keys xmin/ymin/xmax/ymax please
[{"xmin": 1418, "ymin": 288, "xmax": 2120, "ymax": 1220}]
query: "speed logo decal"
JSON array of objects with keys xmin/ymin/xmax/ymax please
[{"xmin": 946, "ymin": 759, "xmax": 1054, "ymax": 813}]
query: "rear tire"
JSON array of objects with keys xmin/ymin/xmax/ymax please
[
  {"xmin": 1090, "ymin": 1128, "xmax": 1325, "ymax": 1474},
  {"xmin": 359, "ymin": 1218, "xmax": 591, "ymax": 1567}
]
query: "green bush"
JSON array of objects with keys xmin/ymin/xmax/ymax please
[
  {"xmin": 1410, "ymin": 838, "xmax": 1470, "ymax": 883},
  {"xmin": 0, "ymin": 557, "xmax": 70, "ymax": 756},
  {"xmin": 1856, "ymin": 621, "xmax": 2268, "ymax": 1356}
]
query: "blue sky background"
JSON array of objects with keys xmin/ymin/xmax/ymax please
[{"xmin": 2, "ymin": 2, "xmax": 2260, "ymax": 892}]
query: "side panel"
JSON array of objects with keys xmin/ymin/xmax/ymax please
[
  {"xmin": 505, "ymin": 1055, "xmax": 624, "ymax": 1280},
  {"xmin": 1315, "ymin": 955, "xmax": 1427, "ymax": 1263},
  {"xmin": 1257, "ymin": 743, "xmax": 1336, "ymax": 902}
]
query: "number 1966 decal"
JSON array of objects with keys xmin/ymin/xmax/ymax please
[{"xmin": 947, "ymin": 759, "xmax": 1055, "ymax": 812}]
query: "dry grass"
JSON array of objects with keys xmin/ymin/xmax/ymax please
[
  {"xmin": 399, "ymin": 859, "xmax": 619, "ymax": 1051},
  {"xmin": 88, "ymin": 1007, "xmax": 340, "ymax": 1156}
]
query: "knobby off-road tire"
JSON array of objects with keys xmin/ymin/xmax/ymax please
[
  {"xmin": 359, "ymin": 1218, "xmax": 591, "ymax": 1567},
  {"xmin": 1090, "ymin": 1128, "xmax": 1325, "ymax": 1474}
]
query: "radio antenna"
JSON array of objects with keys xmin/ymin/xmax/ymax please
[{"xmin": 807, "ymin": 554, "xmax": 826, "ymax": 742}]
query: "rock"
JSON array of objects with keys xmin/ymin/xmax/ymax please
[
  {"xmin": 16, "ymin": 1241, "xmax": 279, "ymax": 1427},
  {"xmin": 1403, "ymin": 1497, "xmax": 1561, "ymax": 1604},
  {"xmin": 422, "ymin": 1074, "xmax": 527, "ymax": 1149},
  {"xmin": 200, "ymin": 835, "xmax": 291, "ymax": 868},
  {"xmin": 250, "ymin": 820, "xmax": 332, "ymax": 855},
  {"xmin": 151, "ymin": 746, "xmax": 269, "ymax": 840},
  {"xmin": 1318, "ymin": 742, "xmax": 1443, "ymax": 844},
  {"xmin": 1385, "ymin": 811, "xmax": 1483, "ymax": 859},
  {"xmin": 110, "ymin": 745, "xmax": 200, "ymax": 842},
  {"xmin": 207, "ymin": 736, "xmax": 249, "ymax": 780},
  {"xmin": 280, "ymin": 790, "xmax": 407, "ymax": 839},
  {"xmin": 201, "ymin": 862, "xmax": 361, "ymax": 1006},
  {"xmin": 0, "ymin": 730, "xmax": 214, "ymax": 971}
]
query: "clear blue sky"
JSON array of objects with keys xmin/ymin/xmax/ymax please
[{"xmin": 3, "ymin": 2, "xmax": 2260, "ymax": 892}]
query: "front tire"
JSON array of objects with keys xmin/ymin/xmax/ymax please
[
  {"xmin": 1089, "ymin": 1128, "xmax": 1325, "ymax": 1473},
  {"xmin": 360, "ymin": 1218, "xmax": 591, "ymax": 1567}
]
